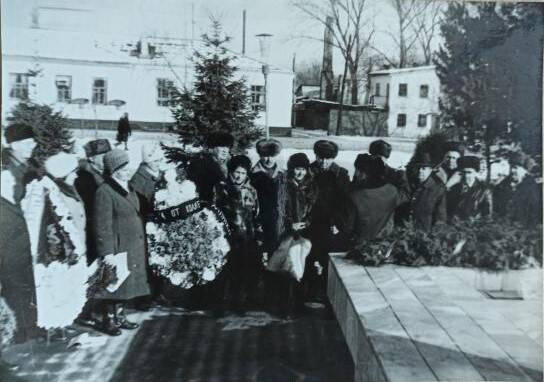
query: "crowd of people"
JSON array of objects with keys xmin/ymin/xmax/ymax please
[{"xmin": 0, "ymin": 124, "xmax": 541, "ymax": 366}]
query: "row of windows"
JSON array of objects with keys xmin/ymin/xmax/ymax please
[
  {"xmin": 375, "ymin": 83, "xmax": 429, "ymax": 98},
  {"xmin": 396, "ymin": 113, "xmax": 428, "ymax": 128},
  {"xmin": 9, "ymin": 73, "xmax": 267, "ymax": 111}
]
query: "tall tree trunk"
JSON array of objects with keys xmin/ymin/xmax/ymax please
[{"xmin": 349, "ymin": 66, "xmax": 358, "ymax": 104}]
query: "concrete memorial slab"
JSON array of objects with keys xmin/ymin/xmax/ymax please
[{"xmin": 328, "ymin": 253, "xmax": 543, "ymax": 382}]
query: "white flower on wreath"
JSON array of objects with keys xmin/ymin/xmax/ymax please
[{"xmin": 157, "ymin": 166, "xmax": 198, "ymax": 207}]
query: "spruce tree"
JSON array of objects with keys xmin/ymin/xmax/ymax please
[
  {"xmin": 7, "ymin": 102, "xmax": 74, "ymax": 166},
  {"xmin": 170, "ymin": 21, "xmax": 262, "ymax": 154}
]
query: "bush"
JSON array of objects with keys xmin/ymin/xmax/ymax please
[{"xmin": 348, "ymin": 219, "xmax": 542, "ymax": 271}]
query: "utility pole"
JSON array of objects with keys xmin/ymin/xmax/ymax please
[{"xmin": 242, "ymin": 10, "xmax": 246, "ymax": 55}]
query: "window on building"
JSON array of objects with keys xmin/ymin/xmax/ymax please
[
  {"xmin": 418, "ymin": 114, "xmax": 427, "ymax": 127},
  {"xmin": 157, "ymin": 78, "xmax": 175, "ymax": 106},
  {"xmin": 420, "ymin": 84, "xmax": 429, "ymax": 98},
  {"xmin": 9, "ymin": 73, "xmax": 29, "ymax": 100},
  {"xmin": 398, "ymin": 83, "xmax": 407, "ymax": 97},
  {"xmin": 251, "ymin": 85, "xmax": 265, "ymax": 112},
  {"xmin": 92, "ymin": 78, "xmax": 107, "ymax": 105},
  {"xmin": 397, "ymin": 113, "xmax": 407, "ymax": 127},
  {"xmin": 55, "ymin": 75, "xmax": 72, "ymax": 102},
  {"xmin": 375, "ymin": 83, "xmax": 381, "ymax": 96}
]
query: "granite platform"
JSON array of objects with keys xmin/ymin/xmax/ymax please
[{"xmin": 328, "ymin": 253, "xmax": 543, "ymax": 382}]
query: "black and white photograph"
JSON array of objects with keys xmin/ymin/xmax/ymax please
[{"xmin": 0, "ymin": 0, "xmax": 542, "ymax": 381}]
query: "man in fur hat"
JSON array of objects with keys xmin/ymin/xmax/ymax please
[
  {"xmin": 410, "ymin": 153, "xmax": 447, "ymax": 231},
  {"xmin": 493, "ymin": 152, "xmax": 541, "ymax": 227},
  {"xmin": 448, "ymin": 156, "xmax": 492, "ymax": 221},
  {"xmin": 0, "ymin": 124, "xmax": 40, "ymax": 343},
  {"xmin": 306, "ymin": 140, "xmax": 350, "ymax": 302},
  {"xmin": 187, "ymin": 132, "xmax": 234, "ymax": 203},
  {"xmin": 250, "ymin": 138, "xmax": 287, "ymax": 256}
]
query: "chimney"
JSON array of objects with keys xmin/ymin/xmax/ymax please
[{"xmin": 320, "ymin": 16, "xmax": 334, "ymax": 101}]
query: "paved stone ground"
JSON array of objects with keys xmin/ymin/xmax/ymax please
[{"xmin": 3, "ymin": 307, "xmax": 353, "ymax": 382}]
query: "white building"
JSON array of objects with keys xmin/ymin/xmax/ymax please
[
  {"xmin": 2, "ymin": 4, "xmax": 294, "ymax": 135},
  {"xmin": 368, "ymin": 65, "xmax": 440, "ymax": 138}
]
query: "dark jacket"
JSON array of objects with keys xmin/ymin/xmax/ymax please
[
  {"xmin": 411, "ymin": 173, "xmax": 447, "ymax": 231},
  {"xmin": 130, "ymin": 163, "xmax": 159, "ymax": 217},
  {"xmin": 74, "ymin": 164, "xmax": 104, "ymax": 264},
  {"xmin": 448, "ymin": 179, "xmax": 493, "ymax": 221},
  {"xmin": 187, "ymin": 153, "xmax": 227, "ymax": 203},
  {"xmin": 284, "ymin": 174, "xmax": 317, "ymax": 237},
  {"xmin": 3, "ymin": 149, "xmax": 30, "ymax": 204},
  {"xmin": 0, "ymin": 197, "xmax": 38, "ymax": 343},
  {"xmin": 250, "ymin": 162, "xmax": 287, "ymax": 252},
  {"xmin": 92, "ymin": 178, "xmax": 150, "ymax": 300},
  {"xmin": 343, "ymin": 181, "xmax": 409, "ymax": 246},
  {"xmin": 117, "ymin": 116, "xmax": 131, "ymax": 141},
  {"xmin": 493, "ymin": 175, "xmax": 541, "ymax": 227}
]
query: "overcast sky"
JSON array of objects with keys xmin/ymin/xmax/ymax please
[{"xmin": 3, "ymin": 0, "xmax": 442, "ymax": 72}]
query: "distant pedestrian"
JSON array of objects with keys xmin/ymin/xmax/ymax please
[
  {"xmin": 116, "ymin": 112, "xmax": 131, "ymax": 150},
  {"xmin": 493, "ymin": 153, "xmax": 541, "ymax": 227},
  {"xmin": 410, "ymin": 153, "xmax": 447, "ymax": 231},
  {"xmin": 93, "ymin": 149, "xmax": 149, "ymax": 336},
  {"xmin": 187, "ymin": 132, "xmax": 233, "ymax": 202},
  {"xmin": 448, "ymin": 156, "xmax": 492, "ymax": 221}
]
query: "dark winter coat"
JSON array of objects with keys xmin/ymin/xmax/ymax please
[
  {"xmin": 411, "ymin": 173, "xmax": 447, "ymax": 231},
  {"xmin": 187, "ymin": 153, "xmax": 227, "ymax": 203},
  {"xmin": 307, "ymin": 161, "xmax": 351, "ymax": 257},
  {"xmin": 74, "ymin": 164, "xmax": 104, "ymax": 264},
  {"xmin": 284, "ymin": 174, "xmax": 317, "ymax": 237},
  {"xmin": 117, "ymin": 116, "xmax": 131, "ymax": 142},
  {"xmin": 3, "ymin": 149, "xmax": 30, "ymax": 204},
  {"xmin": 493, "ymin": 175, "xmax": 541, "ymax": 227},
  {"xmin": 250, "ymin": 162, "xmax": 287, "ymax": 253},
  {"xmin": 448, "ymin": 179, "xmax": 493, "ymax": 221},
  {"xmin": 130, "ymin": 163, "xmax": 159, "ymax": 217},
  {"xmin": 0, "ymin": 196, "xmax": 38, "ymax": 343},
  {"xmin": 343, "ymin": 182, "xmax": 409, "ymax": 246},
  {"xmin": 93, "ymin": 178, "xmax": 150, "ymax": 300}
]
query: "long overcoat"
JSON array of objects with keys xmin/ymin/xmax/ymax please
[
  {"xmin": 250, "ymin": 162, "xmax": 287, "ymax": 253},
  {"xmin": 75, "ymin": 164, "xmax": 104, "ymax": 264},
  {"xmin": 411, "ymin": 173, "xmax": 447, "ymax": 231},
  {"xmin": 0, "ymin": 197, "xmax": 38, "ymax": 343},
  {"xmin": 93, "ymin": 178, "xmax": 150, "ymax": 300},
  {"xmin": 448, "ymin": 179, "xmax": 493, "ymax": 221},
  {"xmin": 493, "ymin": 175, "xmax": 541, "ymax": 227},
  {"xmin": 130, "ymin": 163, "xmax": 159, "ymax": 217},
  {"xmin": 284, "ymin": 174, "xmax": 317, "ymax": 237}
]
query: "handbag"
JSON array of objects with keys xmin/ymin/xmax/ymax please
[{"xmin": 267, "ymin": 235, "xmax": 312, "ymax": 282}]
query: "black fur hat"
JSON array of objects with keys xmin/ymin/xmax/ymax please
[
  {"xmin": 287, "ymin": 153, "xmax": 310, "ymax": 171},
  {"xmin": 369, "ymin": 139, "xmax": 392, "ymax": 159},
  {"xmin": 256, "ymin": 138, "xmax": 282, "ymax": 157},
  {"xmin": 227, "ymin": 155, "xmax": 252, "ymax": 174},
  {"xmin": 314, "ymin": 140, "xmax": 339, "ymax": 159},
  {"xmin": 206, "ymin": 132, "xmax": 234, "ymax": 149},
  {"xmin": 354, "ymin": 153, "xmax": 385, "ymax": 179},
  {"xmin": 457, "ymin": 155, "xmax": 480, "ymax": 171},
  {"xmin": 444, "ymin": 141, "xmax": 465, "ymax": 155}
]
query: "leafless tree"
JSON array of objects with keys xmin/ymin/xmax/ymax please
[
  {"xmin": 372, "ymin": 0, "xmax": 435, "ymax": 68},
  {"xmin": 413, "ymin": 0, "xmax": 445, "ymax": 65},
  {"xmin": 295, "ymin": 60, "xmax": 322, "ymax": 86},
  {"xmin": 292, "ymin": 0, "xmax": 374, "ymax": 104}
]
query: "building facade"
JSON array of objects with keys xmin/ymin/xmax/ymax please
[
  {"xmin": 368, "ymin": 66, "xmax": 440, "ymax": 138},
  {"xmin": 2, "ymin": 4, "xmax": 294, "ymax": 135}
]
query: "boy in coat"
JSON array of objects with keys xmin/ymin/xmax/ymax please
[{"xmin": 93, "ymin": 149, "xmax": 150, "ymax": 335}]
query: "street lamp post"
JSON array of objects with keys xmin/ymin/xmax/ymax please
[{"xmin": 256, "ymin": 33, "xmax": 273, "ymax": 139}]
